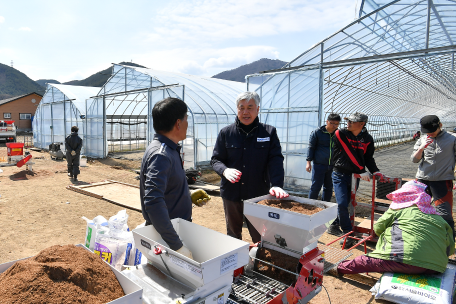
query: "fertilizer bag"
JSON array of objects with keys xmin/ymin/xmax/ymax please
[
  {"xmin": 81, "ymin": 215, "xmax": 108, "ymax": 250},
  {"xmin": 94, "ymin": 210, "xmax": 132, "ymax": 270},
  {"xmin": 127, "ymin": 221, "xmax": 146, "ymax": 266},
  {"xmin": 370, "ymin": 265, "xmax": 456, "ymax": 304}
]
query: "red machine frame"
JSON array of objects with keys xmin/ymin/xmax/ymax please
[{"xmin": 327, "ymin": 173, "xmax": 402, "ymax": 252}]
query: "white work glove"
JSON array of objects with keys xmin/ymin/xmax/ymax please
[
  {"xmin": 359, "ymin": 172, "xmax": 371, "ymax": 181},
  {"xmin": 71, "ymin": 151, "xmax": 76, "ymax": 156},
  {"xmin": 373, "ymin": 171, "xmax": 383, "ymax": 178},
  {"xmin": 223, "ymin": 168, "xmax": 242, "ymax": 183},
  {"xmin": 419, "ymin": 136, "xmax": 433, "ymax": 150},
  {"xmin": 176, "ymin": 245, "xmax": 193, "ymax": 260},
  {"xmin": 270, "ymin": 187, "xmax": 289, "ymax": 199}
]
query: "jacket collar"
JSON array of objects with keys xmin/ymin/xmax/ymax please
[
  {"xmin": 320, "ymin": 125, "xmax": 335, "ymax": 134},
  {"xmin": 236, "ymin": 116, "xmax": 259, "ymax": 135},
  {"xmin": 154, "ymin": 133, "xmax": 179, "ymax": 151}
]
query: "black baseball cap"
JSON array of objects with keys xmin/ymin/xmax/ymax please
[{"xmin": 420, "ymin": 115, "xmax": 440, "ymax": 133}]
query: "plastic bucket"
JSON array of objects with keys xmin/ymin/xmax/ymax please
[{"xmin": 80, "ymin": 155, "xmax": 87, "ymax": 167}]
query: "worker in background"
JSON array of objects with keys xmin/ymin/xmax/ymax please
[
  {"xmin": 211, "ymin": 91, "xmax": 288, "ymax": 244},
  {"xmin": 65, "ymin": 125, "xmax": 82, "ymax": 182},
  {"xmin": 335, "ymin": 180, "xmax": 454, "ymax": 275},
  {"xmin": 140, "ymin": 97, "xmax": 210, "ymax": 260},
  {"xmin": 413, "ymin": 130, "xmax": 421, "ymax": 140},
  {"xmin": 329, "ymin": 112, "xmax": 383, "ymax": 247},
  {"xmin": 306, "ymin": 113, "xmax": 341, "ymax": 203},
  {"xmin": 411, "ymin": 115, "xmax": 456, "ymax": 237}
]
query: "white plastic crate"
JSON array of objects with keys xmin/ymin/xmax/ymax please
[
  {"xmin": 0, "ymin": 244, "xmax": 143, "ymax": 304},
  {"xmin": 133, "ymin": 218, "xmax": 249, "ymax": 302}
]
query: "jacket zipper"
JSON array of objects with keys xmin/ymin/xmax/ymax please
[{"xmin": 329, "ymin": 132, "xmax": 334, "ymax": 165}]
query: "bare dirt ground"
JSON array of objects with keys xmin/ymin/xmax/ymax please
[{"xmin": 1, "ymin": 139, "xmax": 451, "ymax": 304}]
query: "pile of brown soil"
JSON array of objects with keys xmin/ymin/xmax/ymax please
[
  {"xmin": 257, "ymin": 199, "xmax": 324, "ymax": 215},
  {"xmin": 256, "ymin": 247, "xmax": 300, "ymax": 286},
  {"xmin": 0, "ymin": 245, "xmax": 125, "ymax": 304}
]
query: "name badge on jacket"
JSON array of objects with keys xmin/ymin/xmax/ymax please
[{"xmin": 257, "ymin": 137, "xmax": 270, "ymax": 142}]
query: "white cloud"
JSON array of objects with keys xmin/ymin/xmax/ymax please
[
  {"xmin": 18, "ymin": 27, "xmax": 31, "ymax": 31},
  {"xmin": 0, "ymin": 16, "xmax": 5, "ymax": 23},
  {"xmin": 133, "ymin": 45, "xmax": 280, "ymax": 77},
  {"xmin": 144, "ymin": 0, "xmax": 353, "ymax": 45}
]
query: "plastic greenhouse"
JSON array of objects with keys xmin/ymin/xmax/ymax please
[
  {"xmin": 80, "ymin": 64, "xmax": 244, "ymax": 168},
  {"xmin": 246, "ymin": 0, "xmax": 456, "ymax": 192},
  {"xmin": 33, "ymin": 84, "xmax": 100, "ymax": 153}
]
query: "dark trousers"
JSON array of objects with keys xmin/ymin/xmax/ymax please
[
  {"xmin": 308, "ymin": 163, "xmax": 334, "ymax": 202},
  {"xmin": 418, "ymin": 179, "xmax": 454, "ymax": 238},
  {"xmin": 331, "ymin": 171, "xmax": 355, "ymax": 233},
  {"xmin": 222, "ymin": 198, "xmax": 261, "ymax": 243},
  {"xmin": 66, "ymin": 152, "xmax": 80, "ymax": 177}
]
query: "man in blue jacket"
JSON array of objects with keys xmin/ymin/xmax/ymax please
[
  {"xmin": 211, "ymin": 91, "xmax": 288, "ymax": 243},
  {"xmin": 306, "ymin": 113, "xmax": 341, "ymax": 202}
]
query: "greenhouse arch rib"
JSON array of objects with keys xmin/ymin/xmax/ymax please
[
  {"xmin": 246, "ymin": 0, "xmax": 456, "ymax": 193},
  {"xmin": 85, "ymin": 64, "xmax": 244, "ymax": 164}
]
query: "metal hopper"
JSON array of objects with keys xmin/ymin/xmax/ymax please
[
  {"xmin": 132, "ymin": 218, "xmax": 249, "ymax": 304},
  {"xmin": 244, "ymin": 194, "xmax": 337, "ymax": 256}
]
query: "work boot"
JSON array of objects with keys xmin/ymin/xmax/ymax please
[
  {"xmin": 73, "ymin": 175, "xmax": 78, "ymax": 182},
  {"xmin": 68, "ymin": 173, "xmax": 73, "ymax": 178},
  {"xmin": 327, "ymin": 225, "xmax": 344, "ymax": 236},
  {"xmin": 340, "ymin": 237, "xmax": 358, "ymax": 249}
]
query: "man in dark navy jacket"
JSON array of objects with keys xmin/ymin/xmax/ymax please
[
  {"xmin": 211, "ymin": 91, "xmax": 288, "ymax": 243},
  {"xmin": 306, "ymin": 113, "xmax": 341, "ymax": 202},
  {"xmin": 140, "ymin": 97, "xmax": 197, "ymax": 260}
]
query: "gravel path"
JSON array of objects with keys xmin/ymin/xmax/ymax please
[{"xmin": 356, "ymin": 139, "xmax": 456, "ymax": 212}]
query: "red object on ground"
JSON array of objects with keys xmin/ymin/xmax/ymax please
[
  {"xmin": 6, "ymin": 142, "xmax": 24, "ymax": 156},
  {"xmin": 16, "ymin": 154, "xmax": 32, "ymax": 168}
]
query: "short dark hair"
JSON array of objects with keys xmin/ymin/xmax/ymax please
[
  {"xmin": 71, "ymin": 126, "xmax": 79, "ymax": 133},
  {"xmin": 327, "ymin": 113, "xmax": 341, "ymax": 121},
  {"xmin": 152, "ymin": 97, "xmax": 188, "ymax": 133}
]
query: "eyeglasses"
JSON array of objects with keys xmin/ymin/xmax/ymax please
[
  {"xmin": 347, "ymin": 120, "xmax": 361, "ymax": 124},
  {"xmin": 328, "ymin": 121, "xmax": 340, "ymax": 127}
]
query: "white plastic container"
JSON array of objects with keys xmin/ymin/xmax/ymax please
[
  {"xmin": 0, "ymin": 244, "xmax": 143, "ymax": 304},
  {"xmin": 244, "ymin": 194, "xmax": 337, "ymax": 254},
  {"xmin": 80, "ymin": 155, "xmax": 87, "ymax": 167},
  {"xmin": 133, "ymin": 218, "xmax": 250, "ymax": 303}
]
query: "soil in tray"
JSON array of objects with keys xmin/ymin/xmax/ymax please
[
  {"xmin": 257, "ymin": 199, "xmax": 324, "ymax": 215},
  {"xmin": 0, "ymin": 244, "xmax": 125, "ymax": 304},
  {"xmin": 256, "ymin": 247, "xmax": 300, "ymax": 286}
]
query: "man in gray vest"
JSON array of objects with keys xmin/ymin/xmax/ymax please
[{"xmin": 411, "ymin": 115, "xmax": 456, "ymax": 237}]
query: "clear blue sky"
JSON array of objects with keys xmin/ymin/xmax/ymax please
[{"xmin": 0, "ymin": 0, "xmax": 359, "ymax": 82}]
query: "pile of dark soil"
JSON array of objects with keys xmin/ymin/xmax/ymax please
[
  {"xmin": 0, "ymin": 245, "xmax": 125, "ymax": 304},
  {"xmin": 257, "ymin": 199, "xmax": 324, "ymax": 215},
  {"xmin": 256, "ymin": 247, "xmax": 300, "ymax": 286}
]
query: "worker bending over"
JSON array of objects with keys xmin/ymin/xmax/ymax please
[{"xmin": 335, "ymin": 180, "xmax": 454, "ymax": 275}]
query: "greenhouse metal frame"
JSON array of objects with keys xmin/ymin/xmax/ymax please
[
  {"xmin": 246, "ymin": 0, "xmax": 456, "ymax": 192},
  {"xmin": 84, "ymin": 64, "xmax": 245, "ymax": 168},
  {"xmin": 33, "ymin": 84, "xmax": 100, "ymax": 153}
]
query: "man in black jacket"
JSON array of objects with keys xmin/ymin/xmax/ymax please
[
  {"xmin": 211, "ymin": 91, "xmax": 288, "ymax": 243},
  {"xmin": 65, "ymin": 126, "xmax": 83, "ymax": 182},
  {"xmin": 329, "ymin": 113, "xmax": 383, "ymax": 247},
  {"xmin": 306, "ymin": 113, "xmax": 341, "ymax": 202}
]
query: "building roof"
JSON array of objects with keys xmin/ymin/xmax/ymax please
[
  {"xmin": 0, "ymin": 92, "xmax": 43, "ymax": 107},
  {"xmin": 40, "ymin": 84, "xmax": 100, "ymax": 115}
]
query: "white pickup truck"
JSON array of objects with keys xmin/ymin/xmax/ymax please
[{"xmin": 0, "ymin": 120, "xmax": 17, "ymax": 142}]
